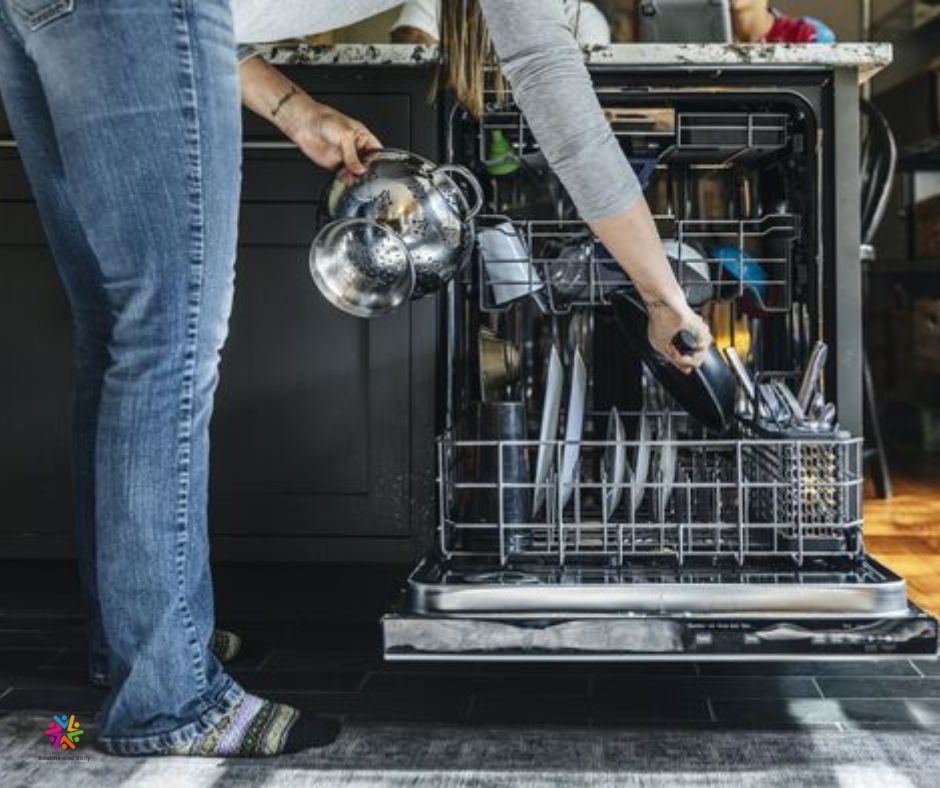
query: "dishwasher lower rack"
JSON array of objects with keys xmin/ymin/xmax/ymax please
[
  {"xmin": 382, "ymin": 555, "xmax": 940, "ymax": 660},
  {"xmin": 439, "ymin": 412, "xmax": 864, "ymax": 568}
]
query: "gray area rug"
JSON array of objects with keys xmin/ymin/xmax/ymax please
[{"xmin": 3, "ymin": 711, "xmax": 939, "ymax": 787}]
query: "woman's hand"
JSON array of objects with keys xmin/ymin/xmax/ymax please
[
  {"xmin": 646, "ymin": 300, "xmax": 713, "ymax": 374},
  {"xmin": 287, "ymin": 102, "xmax": 383, "ymax": 177},
  {"xmin": 239, "ymin": 56, "xmax": 382, "ymax": 176}
]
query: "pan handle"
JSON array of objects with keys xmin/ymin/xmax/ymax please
[{"xmin": 434, "ymin": 164, "xmax": 485, "ymax": 220}]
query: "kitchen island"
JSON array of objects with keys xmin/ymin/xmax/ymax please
[
  {"xmin": 260, "ymin": 42, "xmax": 890, "ymax": 82},
  {"xmin": 0, "ymin": 43, "xmax": 891, "ymax": 562}
]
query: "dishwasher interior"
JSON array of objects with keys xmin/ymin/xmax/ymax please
[{"xmin": 383, "ymin": 78, "xmax": 939, "ymax": 660}]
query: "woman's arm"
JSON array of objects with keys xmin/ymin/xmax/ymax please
[
  {"xmin": 239, "ymin": 56, "xmax": 382, "ymax": 175},
  {"xmin": 479, "ymin": 0, "xmax": 711, "ymax": 372}
]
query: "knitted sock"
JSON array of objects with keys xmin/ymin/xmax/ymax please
[
  {"xmin": 210, "ymin": 629, "xmax": 243, "ymax": 663},
  {"xmin": 172, "ymin": 694, "xmax": 340, "ymax": 757}
]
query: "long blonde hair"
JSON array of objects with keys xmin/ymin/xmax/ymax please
[
  {"xmin": 438, "ymin": 0, "xmax": 506, "ymax": 118},
  {"xmin": 439, "ymin": 1, "xmax": 592, "ymax": 117}
]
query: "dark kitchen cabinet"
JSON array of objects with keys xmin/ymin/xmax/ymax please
[
  {"xmin": 0, "ymin": 65, "xmax": 439, "ymax": 561},
  {"xmin": 0, "ymin": 244, "xmax": 75, "ymax": 556}
]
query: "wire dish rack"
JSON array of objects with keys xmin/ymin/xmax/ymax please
[
  {"xmin": 476, "ymin": 215, "xmax": 798, "ymax": 315},
  {"xmin": 476, "ymin": 102, "xmax": 791, "ymax": 165},
  {"xmin": 438, "ymin": 412, "xmax": 863, "ymax": 568}
]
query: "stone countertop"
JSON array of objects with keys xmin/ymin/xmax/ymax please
[{"xmin": 264, "ymin": 42, "xmax": 892, "ymax": 82}]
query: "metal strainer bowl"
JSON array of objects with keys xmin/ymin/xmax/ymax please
[{"xmin": 309, "ymin": 218, "xmax": 415, "ymax": 319}]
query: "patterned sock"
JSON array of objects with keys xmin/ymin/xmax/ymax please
[
  {"xmin": 209, "ymin": 629, "xmax": 243, "ymax": 663},
  {"xmin": 172, "ymin": 694, "xmax": 340, "ymax": 757}
]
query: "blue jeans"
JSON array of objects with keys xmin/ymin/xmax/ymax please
[{"xmin": 0, "ymin": 0, "xmax": 245, "ymax": 754}]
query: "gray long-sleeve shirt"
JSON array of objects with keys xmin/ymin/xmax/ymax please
[{"xmin": 235, "ymin": 0, "xmax": 641, "ymax": 221}]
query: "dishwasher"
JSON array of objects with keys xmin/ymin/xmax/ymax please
[{"xmin": 382, "ymin": 70, "xmax": 939, "ymax": 661}]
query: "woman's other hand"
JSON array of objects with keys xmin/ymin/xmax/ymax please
[{"xmin": 645, "ymin": 300, "xmax": 713, "ymax": 375}]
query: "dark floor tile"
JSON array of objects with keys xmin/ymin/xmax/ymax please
[
  {"xmin": 230, "ymin": 669, "xmax": 365, "ymax": 693},
  {"xmin": 0, "ymin": 649, "xmax": 61, "ymax": 670},
  {"xmin": 0, "ymin": 600, "xmax": 82, "ymax": 620},
  {"xmin": 272, "ymin": 622, "xmax": 382, "ymax": 652},
  {"xmin": 0, "ymin": 668, "xmax": 90, "ymax": 691},
  {"xmin": 204, "ymin": 628, "xmax": 275, "ymax": 670},
  {"xmin": 0, "ymin": 617, "xmax": 84, "ymax": 630},
  {"xmin": 358, "ymin": 671, "xmax": 476, "ymax": 699},
  {"xmin": 592, "ymin": 695, "xmax": 711, "ymax": 725},
  {"xmin": 361, "ymin": 670, "xmax": 589, "ymax": 697},
  {"xmin": 586, "ymin": 662, "xmax": 699, "ymax": 677},
  {"xmin": 0, "ymin": 624, "xmax": 88, "ymax": 650},
  {"xmin": 817, "ymin": 677, "xmax": 940, "ymax": 699},
  {"xmin": 913, "ymin": 658, "xmax": 940, "ymax": 677},
  {"xmin": 711, "ymin": 698, "xmax": 927, "ymax": 727},
  {"xmin": 264, "ymin": 649, "xmax": 477, "ymax": 675},
  {"xmin": 349, "ymin": 692, "xmax": 471, "ymax": 723},
  {"xmin": 477, "ymin": 661, "xmax": 697, "ymax": 677},
  {"xmin": 468, "ymin": 693, "xmax": 591, "ymax": 726},
  {"xmin": 383, "ymin": 659, "xmax": 484, "ymax": 674},
  {"xmin": 42, "ymin": 649, "xmax": 87, "ymax": 670},
  {"xmin": 259, "ymin": 690, "xmax": 355, "ymax": 717},
  {"xmin": 700, "ymin": 660, "xmax": 921, "ymax": 677},
  {"xmin": 471, "ymin": 672, "xmax": 590, "ymax": 696},
  {"xmin": 263, "ymin": 649, "xmax": 384, "ymax": 673},
  {"xmin": 0, "ymin": 687, "xmax": 105, "ymax": 713},
  {"xmin": 593, "ymin": 675, "xmax": 819, "ymax": 701},
  {"xmin": 208, "ymin": 621, "xmax": 294, "ymax": 649},
  {"xmin": 0, "ymin": 595, "xmax": 80, "ymax": 620},
  {"xmin": 42, "ymin": 642, "xmax": 271, "ymax": 674}
]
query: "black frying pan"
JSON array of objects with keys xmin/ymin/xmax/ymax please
[{"xmin": 610, "ymin": 291, "xmax": 736, "ymax": 433}]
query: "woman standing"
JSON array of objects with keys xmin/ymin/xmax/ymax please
[
  {"xmin": 0, "ymin": 0, "xmax": 709, "ymax": 759},
  {"xmin": 0, "ymin": 0, "xmax": 343, "ymax": 759}
]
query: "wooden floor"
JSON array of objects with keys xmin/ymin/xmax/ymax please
[{"xmin": 866, "ymin": 459, "xmax": 940, "ymax": 619}]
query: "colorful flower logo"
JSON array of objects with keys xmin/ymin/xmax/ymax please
[{"xmin": 44, "ymin": 714, "xmax": 83, "ymax": 750}]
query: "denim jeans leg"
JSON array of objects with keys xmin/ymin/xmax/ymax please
[
  {"xmin": 0, "ymin": 3, "xmax": 111, "ymax": 687},
  {"xmin": 0, "ymin": 0, "xmax": 245, "ymax": 753}
]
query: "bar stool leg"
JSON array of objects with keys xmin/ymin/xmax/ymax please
[{"xmin": 864, "ymin": 353, "xmax": 892, "ymax": 499}]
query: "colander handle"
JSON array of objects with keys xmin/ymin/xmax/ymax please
[{"xmin": 433, "ymin": 164, "xmax": 485, "ymax": 220}]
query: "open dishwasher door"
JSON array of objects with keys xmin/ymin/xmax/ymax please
[
  {"xmin": 383, "ymin": 417, "xmax": 938, "ymax": 661},
  {"xmin": 384, "ymin": 561, "xmax": 938, "ymax": 661},
  {"xmin": 382, "ymin": 75, "xmax": 938, "ymax": 661}
]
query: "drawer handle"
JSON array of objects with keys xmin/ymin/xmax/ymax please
[
  {"xmin": 242, "ymin": 140, "xmax": 297, "ymax": 150},
  {"xmin": 0, "ymin": 139, "xmax": 301, "ymax": 150}
]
